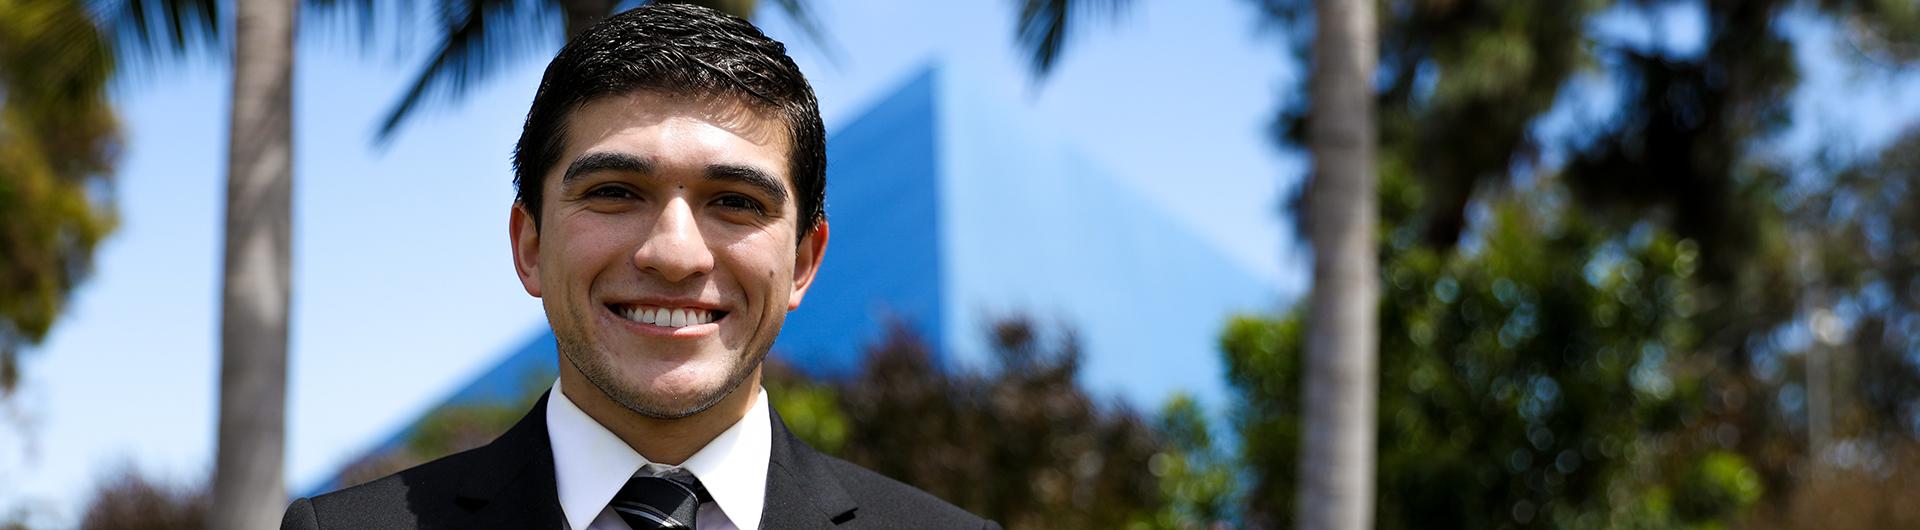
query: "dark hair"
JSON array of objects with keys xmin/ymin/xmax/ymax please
[{"xmin": 512, "ymin": 3, "xmax": 826, "ymax": 239}]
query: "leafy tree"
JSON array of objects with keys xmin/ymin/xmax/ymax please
[
  {"xmin": 1224, "ymin": 170, "xmax": 1767, "ymax": 528},
  {"xmin": 1019, "ymin": 0, "xmax": 1920, "ymax": 524},
  {"xmin": 77, "ymin": 465, "xmax": 209, "ymax": 530},
  {"xmin": 1146, "ymin": 394, "xmax": 1237, "ymax": 529},
  {"xmin": 829, "ymin": 320, "xmax": 1165, "ymax": 530},
  {"xmin": 0, "ymin": 0, "xmax": 119, "ymax": 394}
]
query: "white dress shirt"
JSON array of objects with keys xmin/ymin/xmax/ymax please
[{"xmin": 547, "ymin": 378, "xmax": 771, "ymax": 530}]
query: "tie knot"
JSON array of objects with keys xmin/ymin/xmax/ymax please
[{"xmin": 610, "ymin": 473, "xmax": 710, "ymax": 529}]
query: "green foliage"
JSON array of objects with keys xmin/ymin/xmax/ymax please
[
  {"xmin": 1220, "ymin": 122, "xmax": 1920, "ymax": 528},
  {"xmin": 1233, "ymin": 0, "xmax": 1920, "ymax": 523},
  {"xmin": 1218, "ymin": 314, "xmax": 1299, "ymax": 528},
  {"xmin": 834, "ymin": 320, "xmax": 1165, "ymax": 530},
  {"xmin": 0, "ymin": 0, "xmax": 120, "ymax": 394},
  {"xmin": 1225, "ymin": 169, "xmax": 1744, "ymax": 528},
  {"xmin": 1670, "ymin": 451, "xmax": 1763, "ymax": 525},
  {"xmin": 1138, "ymin": 394, "xmax": 1236, "ymax": 530},
  {"xmin": 763, "ymin": 361, "xmax": 849, "ymax": 455}
]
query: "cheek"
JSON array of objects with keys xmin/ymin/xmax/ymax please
[{"xmin": 547, "ymin": 218, "xmax": 638, "ymax": 287}]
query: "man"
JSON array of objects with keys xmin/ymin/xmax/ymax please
[{"xmin": 282, "ymin": 4, "xmax": 997, "ymax": 529}]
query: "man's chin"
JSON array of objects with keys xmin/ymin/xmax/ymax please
[
  {"xmin": 558, "ymin": 324, "xmax": 768, "ymax": 421},
  {"xmin": 598, "ymin": 366, "xmax": 756, "ymax": 420},
  {"xmin": 610, "ymin": 384, "xmax": 736, "ymax": 419}
]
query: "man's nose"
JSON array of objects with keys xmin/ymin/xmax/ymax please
[{"xmin": 632, "ymin": 197, "xmax": 714, "ymax": 282}]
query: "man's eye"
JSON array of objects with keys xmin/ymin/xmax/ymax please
[
  {"xmin": 714, "ymin": 195, "xmax": 766, "ymax": 214},
  {"xmin": 587, "ymin": 186, "xmax": 636, "ymax": 199}
]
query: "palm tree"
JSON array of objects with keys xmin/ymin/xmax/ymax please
[
  {"xmin": 1294, "ymin": 0, "xmax": 1377, "ymax": 527},
  {"xmin": 1014, "ymin": 0, "xmax": 1379, "ymax": 528},
  {"xmin": 94, "ymin": 0, "xmax": 292, "ymax": 527},
  {"xmin": 205, "ymin": 1, "xmax": 296, "ymax": 527}
]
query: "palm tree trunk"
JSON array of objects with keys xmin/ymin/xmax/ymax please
[
  {"xmin": 1295, "ymin": 0, "xmax": 1378, "ymax": 528},
  {"xmin": 208, "ymin": 0, "xmax": 295, "ymax": 527}
]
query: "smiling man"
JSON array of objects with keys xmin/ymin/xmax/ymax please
[{"xmin": 281, "ymin": 4, "xmax": 996, "ymax": 529}]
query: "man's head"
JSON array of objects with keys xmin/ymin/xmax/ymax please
[{"xmin": 507, "ymin": 3, "xmax": 828, "ymax": 421}]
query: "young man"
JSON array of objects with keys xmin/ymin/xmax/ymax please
[{"xmin": 282, "ymin": 4, "xmax": 997, "ymax": 529}]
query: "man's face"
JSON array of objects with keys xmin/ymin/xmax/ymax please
[{"xmin": 510, "ymin": 91, "xmax": 827, "ymax": 419}]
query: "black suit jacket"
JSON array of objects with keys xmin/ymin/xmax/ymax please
[{"xmin": 282, "ymin": 392, "xmax": 998, "ymax": 529}]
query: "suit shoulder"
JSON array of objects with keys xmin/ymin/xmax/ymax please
[
  {"xmin": 293, "ymin": 445, "xmax": 489, "ymax": 528},
  {"xmin": 819, "ymin": 455, "xmax": 997, "ymax": 529}
]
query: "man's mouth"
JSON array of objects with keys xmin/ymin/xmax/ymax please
[{"xmin": 608, "ymin": 304, "xmax": 726, "ymax": 328}]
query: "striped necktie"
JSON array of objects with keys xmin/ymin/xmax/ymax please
[{"xmin": 609, "ymin": 473, "xmax": 712, "ymax": 529}]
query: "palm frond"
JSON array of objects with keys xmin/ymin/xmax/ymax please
[
  {"xmin": 1011, "ymin": 0, "xmax": 1132, "ymax": 80},
  {"xmin": 90, "ymin": 0, "xmax": 222, "ymax": 76},
  {"xmin": 373, "ymin": 0, "xmax": 561, "ymax": 146},
  {"xmin": 763, "ymin": 0, "xmax": 838, "ymax": 62},
  {"xmin": 305, "ymin": 0, "xmax": 409, "ymax": 58}
]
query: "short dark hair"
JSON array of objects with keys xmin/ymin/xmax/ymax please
[{"xmin": 511, "ymin": 3, "xmax": 826, "ymax": 238}]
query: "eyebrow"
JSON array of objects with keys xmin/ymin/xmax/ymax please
[
  {"xmin": 561, "ymin": 152, "xmax": 652, "ymax": 186},
  {"xmin": 560, "ymin": 151, "xmax": 790, "ymax": 207},
  {"xmin": 707, "ymin": 164, "xmax": 790, "ymax": 208}
]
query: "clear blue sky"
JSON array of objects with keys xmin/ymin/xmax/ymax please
[{"xmin": 2, "ymin": 1, "xmax": 1916, "ymax": 527}]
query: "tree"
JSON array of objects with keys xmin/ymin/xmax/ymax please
[
  {"xmin": 214, "ymin": 0, "xmax": 296, "ymax": 527},
  {"xmin": 1224, "ymin": 170, "xmax": 1769, "ymax": 528},
  {"xmin": 1035, "ymin": 0, "xmax": 1920, "ymax": 525},
  {"xmin": 1015, "ymin": 1, "xmax": 1382, "ymax": 526},
  {"xmin": 0, "ymin": 0, "xmax": 119, "ymax": 395},
  {"xmin": 1293, "ymin": 0, "xmax": 1379, "ymax": 527},
  {"xmin": 77, "ymin": 465, "xmax": 209, "ymax": 530},
  {"xmin": 826, "ymin": 320, "xmax": 1165, "ymax": 530}
]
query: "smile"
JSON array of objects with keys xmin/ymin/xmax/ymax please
[{"xmin": 608, "ymin": 304, "xmax": 726, "ymax": 328}]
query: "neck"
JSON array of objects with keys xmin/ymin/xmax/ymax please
[{"xmin": 557, "ymin": 356, "xmax": 761, "ymax": 465}]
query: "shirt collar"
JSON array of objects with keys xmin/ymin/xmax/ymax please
[{"xmin": 546, "ymin": 378, "xmax": 771, "ymax": 530}]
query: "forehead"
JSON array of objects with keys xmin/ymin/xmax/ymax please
[{"xmin": 551, "ymin": 90, "xmax": 792, "ymax": 186}]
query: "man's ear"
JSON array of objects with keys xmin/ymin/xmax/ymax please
[
  {"xmin": 787, "ymin": 220, "xmax": 829, "ymax": 311},
  {"xmin": 509, "ymin": 203, "xmax": 543, "ymax": 297}
]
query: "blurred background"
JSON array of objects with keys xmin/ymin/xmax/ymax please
[{"xmin": 2, "ymin": 0, "xmax": 1918, "ymax": 528}]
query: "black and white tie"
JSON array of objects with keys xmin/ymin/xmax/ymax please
[{"xmin": 609, "ymin": 473, "xmax": 712, "ymax": 529}]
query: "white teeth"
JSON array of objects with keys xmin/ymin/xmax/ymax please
[{"xmin": 618, "ymin": 305, "xmax": 715, "ymax": 328}]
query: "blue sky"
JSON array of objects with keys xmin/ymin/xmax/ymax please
[{"xmin": 2, "ymin": 0, "xmax": 1917, "ymax": 527}]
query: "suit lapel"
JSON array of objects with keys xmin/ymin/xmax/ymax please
[
  {"xmin": 449, "ymin": 391, "xmax": 568, "ymax": 529},
  {"xmin": 434, "ymin": 392, "xmax": 854, "ymax": 529},
  {"xmin": 761, "ymin": 408, "xmax": 858, "ymax": 529}
]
